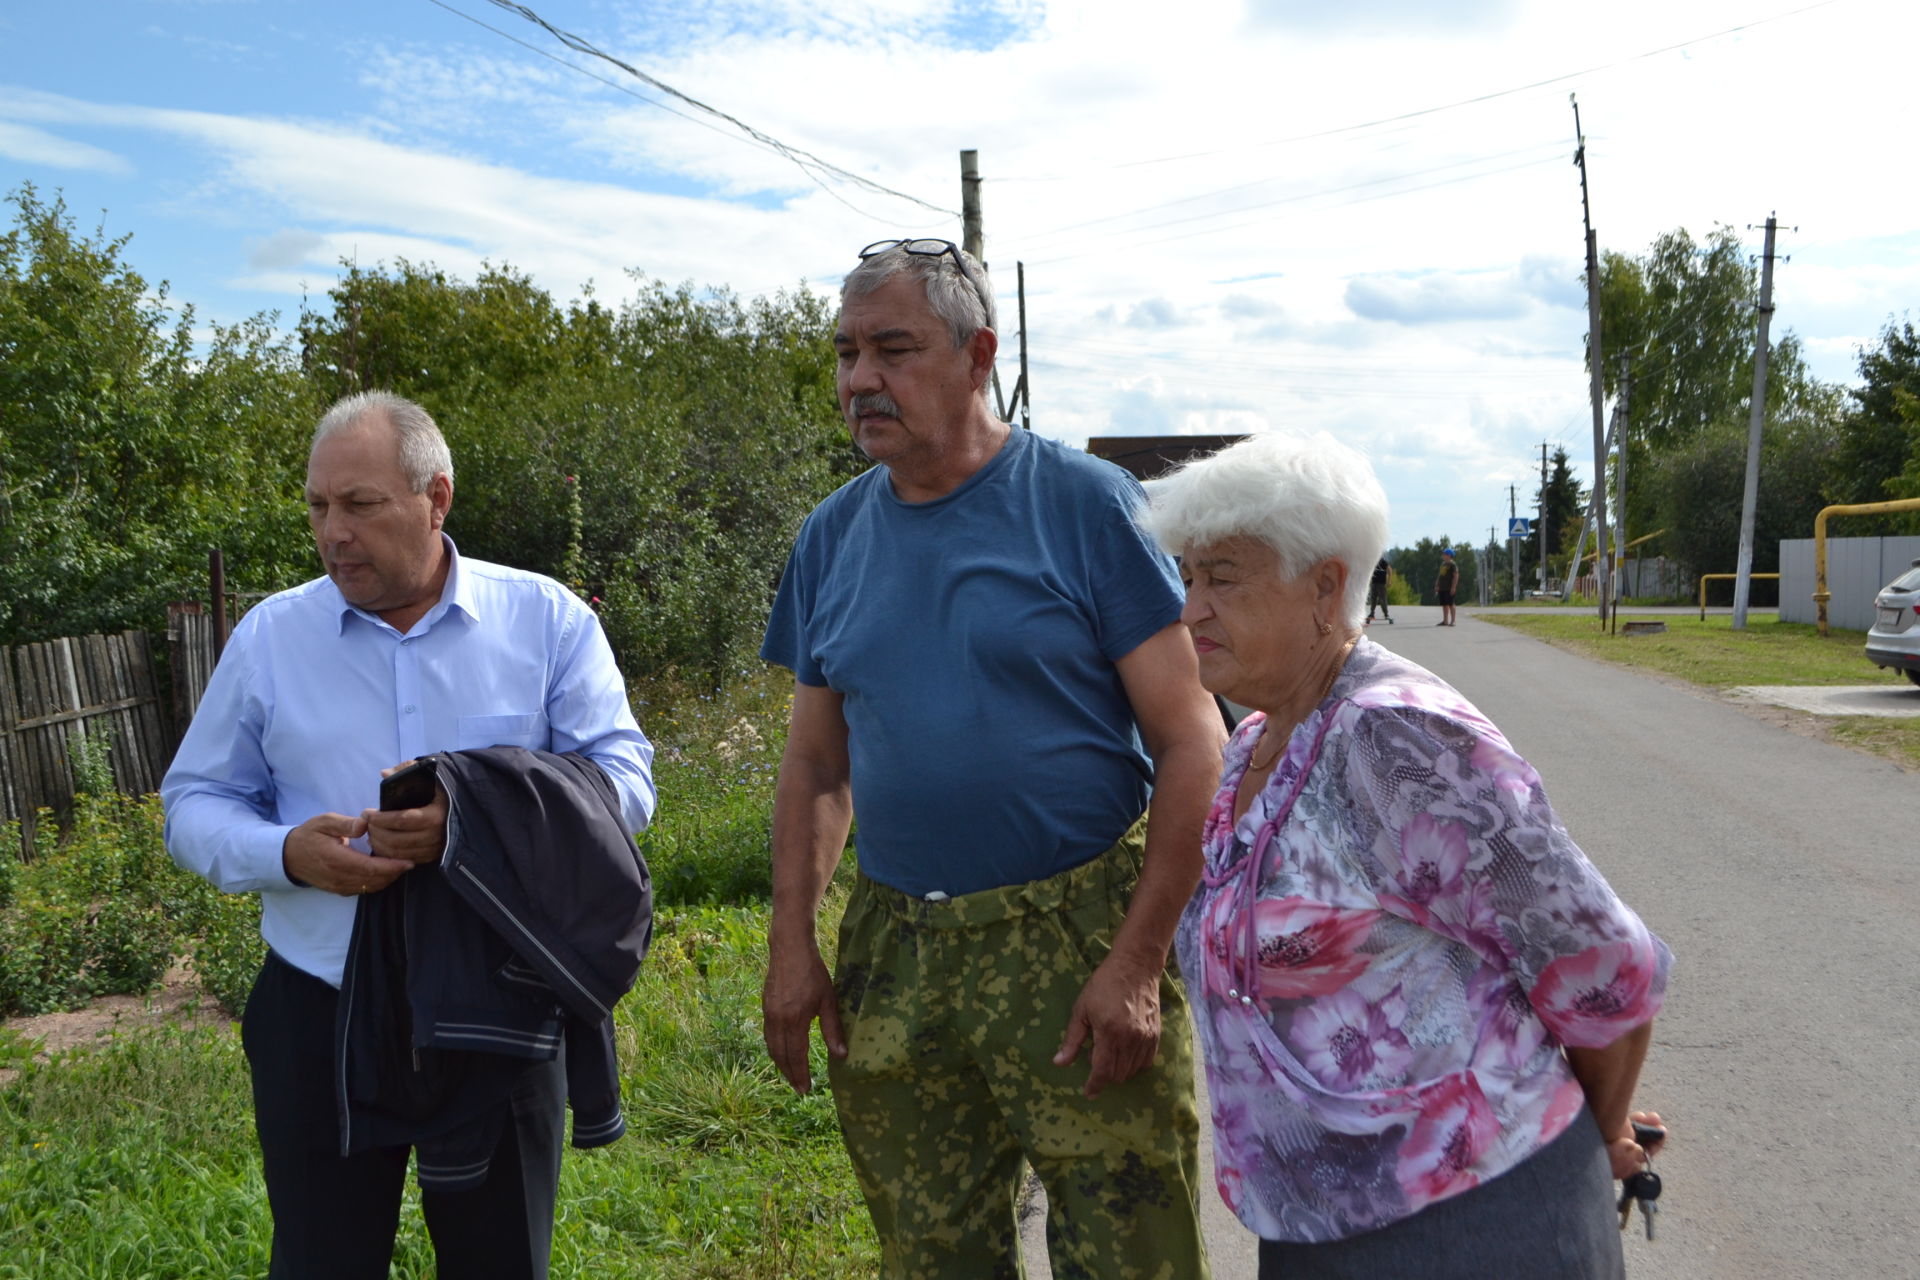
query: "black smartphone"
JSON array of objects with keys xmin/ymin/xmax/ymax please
[{"xmin": 379, "ymin": 757, "xmax": 439, "ymax": 811}]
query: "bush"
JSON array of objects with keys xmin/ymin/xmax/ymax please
[
  {"xmin": 0, "ymin": 795, "xmax": 249, "ymax": 1017},
  {"xmin": 639, "ymin": 669, "xmax": 802, "ymax": 909}
]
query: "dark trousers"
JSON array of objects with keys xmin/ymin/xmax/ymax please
[{"xmin": 241, "ymin": 951, "xmax": 566, "ymax": 1280}]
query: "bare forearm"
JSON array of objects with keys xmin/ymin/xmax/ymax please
[
  {"xmin": 768, "ymin": 766, "xmax": 853, "ymax": 951},
  {"xmin": 1107, "ymin": 733, "xmax": 1219, "ymax": 973},
  {"xmin": 1565, "ymin": 1020, "xmax": 1654, "ymax": 1140}
]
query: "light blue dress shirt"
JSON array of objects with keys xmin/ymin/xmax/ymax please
[{"xmin": 162, "ymin": 538, "xmax": 656, "ymax": 987}]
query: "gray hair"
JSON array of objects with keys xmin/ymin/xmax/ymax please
[
  {"xmin": 1136, "ymin": 432, "xmax": 1390, "ymax": 630},
  {"xmin": 311, "ymin": 390, "xmax": 454, "ymax": 493},
  {"xmin": 842, "ymin": 243, "xmax": 996, "ymax": 348}
]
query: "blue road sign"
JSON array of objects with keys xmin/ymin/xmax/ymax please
[{"xmin": 1508, "ymin": 517, "xmax": 1531, "ymax": 538}]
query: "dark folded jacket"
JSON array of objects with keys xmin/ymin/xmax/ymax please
[{"xmin": 336, "ymin": 747, "xmax": 652, "ymax": 1190}]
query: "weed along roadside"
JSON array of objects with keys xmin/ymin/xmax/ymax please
[
  {"xmin": 0, "ymin": 668, "xmax": 881, "ymax": 1278},
  {"xmin": 1474, "ymin": 612, "xmax": 1920, "ymax": 770}
]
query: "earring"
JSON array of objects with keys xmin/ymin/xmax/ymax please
[{"xmin": 1316, "ymin": 619, "xmax": 1333, "ymax": 636}]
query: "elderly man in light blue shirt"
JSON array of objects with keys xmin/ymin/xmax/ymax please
[{"xmin": 163, "ymin": 390, "xmax": 653, "ymax": 1280}]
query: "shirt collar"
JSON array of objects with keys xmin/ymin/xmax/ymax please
[{"xmin": 332, "ymin": 533, "xmax": 475, "ymax": 635}]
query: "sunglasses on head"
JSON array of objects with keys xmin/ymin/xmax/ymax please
[{"xmin": 857, "ymin": 239, "xmax": 988, "ymax": 320}]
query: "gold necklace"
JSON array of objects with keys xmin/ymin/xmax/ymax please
[{"xmin": 1248, "ymin": 636, "xmax": 1357, "ymax": 772}]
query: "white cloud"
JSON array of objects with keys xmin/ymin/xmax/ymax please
[
  {"xmin": 0, "ymin": 121, "xmax": 129, "ymax": 173},
  {"xmin": 9, "ymin": 0, "xmax": 1920, "ymax": 550}
]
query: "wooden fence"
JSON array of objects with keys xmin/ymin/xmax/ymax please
[{"xmin": 0, "ymin": 631, "xmax": 172, "ymax": 857}]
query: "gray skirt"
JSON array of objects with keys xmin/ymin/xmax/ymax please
[{"xmin": 1257, "ymin": 1108, "xmax": 1625, "ymax": 1280}]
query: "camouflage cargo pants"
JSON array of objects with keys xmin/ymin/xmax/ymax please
[{"xmin": 829, "ymin": 822, "xmax": 1211, "ymax": 1280}]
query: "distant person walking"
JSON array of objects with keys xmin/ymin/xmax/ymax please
[
  {"xmin": 1366, "ymin": 557, "xmax": 1394, "ymax": 625},
  {"xmin": 1435, "ymin": 548, "xmax": 1459, "ymax": 626}
]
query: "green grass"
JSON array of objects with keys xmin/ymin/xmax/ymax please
[
  {"xmin": 0, "ymin": 672, "xmax": 877, "ymax": 1278},
  {"xmin": 1478, "ymin": 612, "xmax": 1920, "ymax": 769}
]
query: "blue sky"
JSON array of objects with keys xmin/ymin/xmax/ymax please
[{"xmin": 5, "ymin": 0, "xmax": 1917, "ymax": 551}]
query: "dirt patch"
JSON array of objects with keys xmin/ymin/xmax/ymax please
[{"xmin": 0, "ymin": 962, "xmax": 231, "ymax": 1088}]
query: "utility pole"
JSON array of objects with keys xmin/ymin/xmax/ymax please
[
  {"xmin": 1572, "ymin": 96, "xmax": 1610, "ymax": 625},
  {"xmin": 960, "ymin": 149, "xmax": 983, "ymax": 262},
  {"xmin": 961, "ymin": 148, "xmax": 1032, "ymax": 429},
  {"xmin": 1486, "ymin": 529, "xmax": 1497, "ymax": 606},
  {"xmin": 1733, "ymin": 214, "xmax": 1783, "ymax": 630},
  {"xmin": 1614, "ymin": 356, "xmax": 1631, "ymax": 607},
  {"xmin": 1015, "ymin": 261, "xmax": 1030, "ymax": 431},
  {"xmin": 1509, "ymin": 485, "xmax": 1520, "ymax": 602},
  {"xmin": 1538, "ymin": 442, "xmax": 1549, "ymax": 594}
]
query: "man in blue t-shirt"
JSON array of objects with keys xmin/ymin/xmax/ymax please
[{"xmin": 760, "ymin": 240, "xmax": 1222, "ymax": 1278}]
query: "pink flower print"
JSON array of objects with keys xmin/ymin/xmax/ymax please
[
  {"xmin": 1396, "ymin": 1072, "xmax": 1499, "ymax": 1203},
  {"xmin": 1216, "ymin": 1163, "xmax": 1247, "ymax": 1217},
  {"xmin": 1529, "ymin": 939, "xmax": 1656, "ymax": 1047},
  {"xmin": 1291, "ymin": 987, "xmax": 1412, "ymax": 1092},
  {"xmin": 1378, "ymin": 814, "xmax": 1493, "ymax": 952},
  {"xmin": 1390, "ymin": 814, "xmax": 1469, "ymax": 907},
  {"xmin": 1467, "ymin": 970, "xmax": 1552, "ymax": 1074},
  {"xmin": 1539, "ymin": 1075, "xmax": 1588, "ymax": 1140},
  {"xmin": 1470, "ymin": 734, "xmax": 1540, "ymax": 798},
  {"xmin": 1240, "ymin": 899, "xmax": 1379, "ymax": 1000}
]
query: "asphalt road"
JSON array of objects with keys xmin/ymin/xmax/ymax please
[{"xmin": 1013, "ymin": 604, "xmax": 1917, "ymax": 1279}]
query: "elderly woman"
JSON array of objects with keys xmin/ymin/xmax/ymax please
[{"xmin": 1138, "ymin": 433, "xmax": 1671, "ymax": 1279}]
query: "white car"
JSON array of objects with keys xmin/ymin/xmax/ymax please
[{"xmin": 1865, "ymin": 558, "xmax": 1920, "ymax": 687}]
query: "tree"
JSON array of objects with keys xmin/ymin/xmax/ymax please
[
  {"xmin": 1386, "ymin": 537, "xmax": 1475, "ymax": 605},
  {"xmin": 1643, "ymin": 387, "xmax": 1843, "ymax": 582},
  {"xmin": 1831, "ymin": 318, "xmax": 1920, "ymax": 531},
  {"xmin": 1517, "ymin": 446, "xmax": 1585, "ymax": 587},
  {"xmin": 1598, "ymin": 227, "xmax": 1759, "ymax": 454},
  {"xmin": 296, "ymin": 259, "xmax": 863, "ymax": 685},
  {"xmin": 1596, "ymin": 224, "xmax": 1850, "ymax": 576},
  {"xmin": 0, "ymin": 186, "xmax": 313, "ymax": 645}
]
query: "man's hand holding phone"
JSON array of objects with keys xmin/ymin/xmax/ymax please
[{"xmin": 364, "ymin": 757, "xmax": 449, "ymax": 867}]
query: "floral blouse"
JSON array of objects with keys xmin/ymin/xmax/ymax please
[{"xmin": 1175, "ymin": 638, "xmax": 1671, "ymax": 1244}]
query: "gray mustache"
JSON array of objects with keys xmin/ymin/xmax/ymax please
[{"xmin": 850, "ymin": 393, "xmax": 902, "ymax": 419}]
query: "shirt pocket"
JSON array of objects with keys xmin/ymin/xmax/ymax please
[{"xmin": 455, "ymin": 712, "xmax": 546, "ymax": 751}]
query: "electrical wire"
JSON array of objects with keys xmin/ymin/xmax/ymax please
[
  {"xmin": 1023, "ymin": 152, "xmax": 1565, "ymax": 265},
  {"xmin": 439, "ymin": 0, "xmax": 956, "ymax": 218},
  {"xmin": 1106, "ymin": 0, "xmax": 1850, "ymax": 174},
  {"xmin": 1006, "ymin": 140, "xmax": 1567, "ymax": 251}
]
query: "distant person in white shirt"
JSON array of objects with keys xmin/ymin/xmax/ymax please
[{"xmin": 163, "ymin": 391, "xmax": 654, "ymax": 1280}]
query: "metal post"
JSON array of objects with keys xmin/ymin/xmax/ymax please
[{"xmin": 1732, "ymin": 215, "xmax": 1779, "ymax": 630}]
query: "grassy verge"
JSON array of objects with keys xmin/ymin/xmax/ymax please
[
  {"xmin": 0, "ymin": 668, "xmax": 876, "ymax": 1277},
  {"xmin": 1477, "ymin": 612, "xmax": 1920, "ymax": 769}
]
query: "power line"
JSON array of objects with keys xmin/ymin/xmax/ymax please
[
  {"xmin": 1007, "ymin": 140, "xmax": 1566, "ymax": 251},
  {"xmin": 1103, "ymin": 0, "xmax": 1849, "ymax": 174},
  {"xmin": 1023, "ymin": 152, "xmax": 1564, "ymax": 265},
  {"xmin": 455, "ymin": 0, "xmax": 956, "ymax": 218}
]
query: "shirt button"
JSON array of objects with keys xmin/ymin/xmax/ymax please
[
  {"xmin": 404, "ymin": 705, "xmax": 417, "ymax": 715},
  {"xmin": 1227, "ymin": 988, "xmax": 1240, "ymax": 999}
]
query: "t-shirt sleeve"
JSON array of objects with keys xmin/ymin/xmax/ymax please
[
  {"xmin": 1341, "ymin": 702, "xmax": 1671, "ymax": 1050},
  {"xmin": 761, "ymin": 524, "xmax": 827, "ymax": 687},
  {"xmin": 1087, "ymin": 477, "xmax": 1185, "ymax": 662}
]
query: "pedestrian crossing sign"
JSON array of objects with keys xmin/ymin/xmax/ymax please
[{"xmin": 1508, "ymin": 517, "xmax": 1531, "ymax": 538}]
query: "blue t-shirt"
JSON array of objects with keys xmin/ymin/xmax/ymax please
[{"xmin": 761, "ymin": 428, "xmax": 1184, "ymax": 896}]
